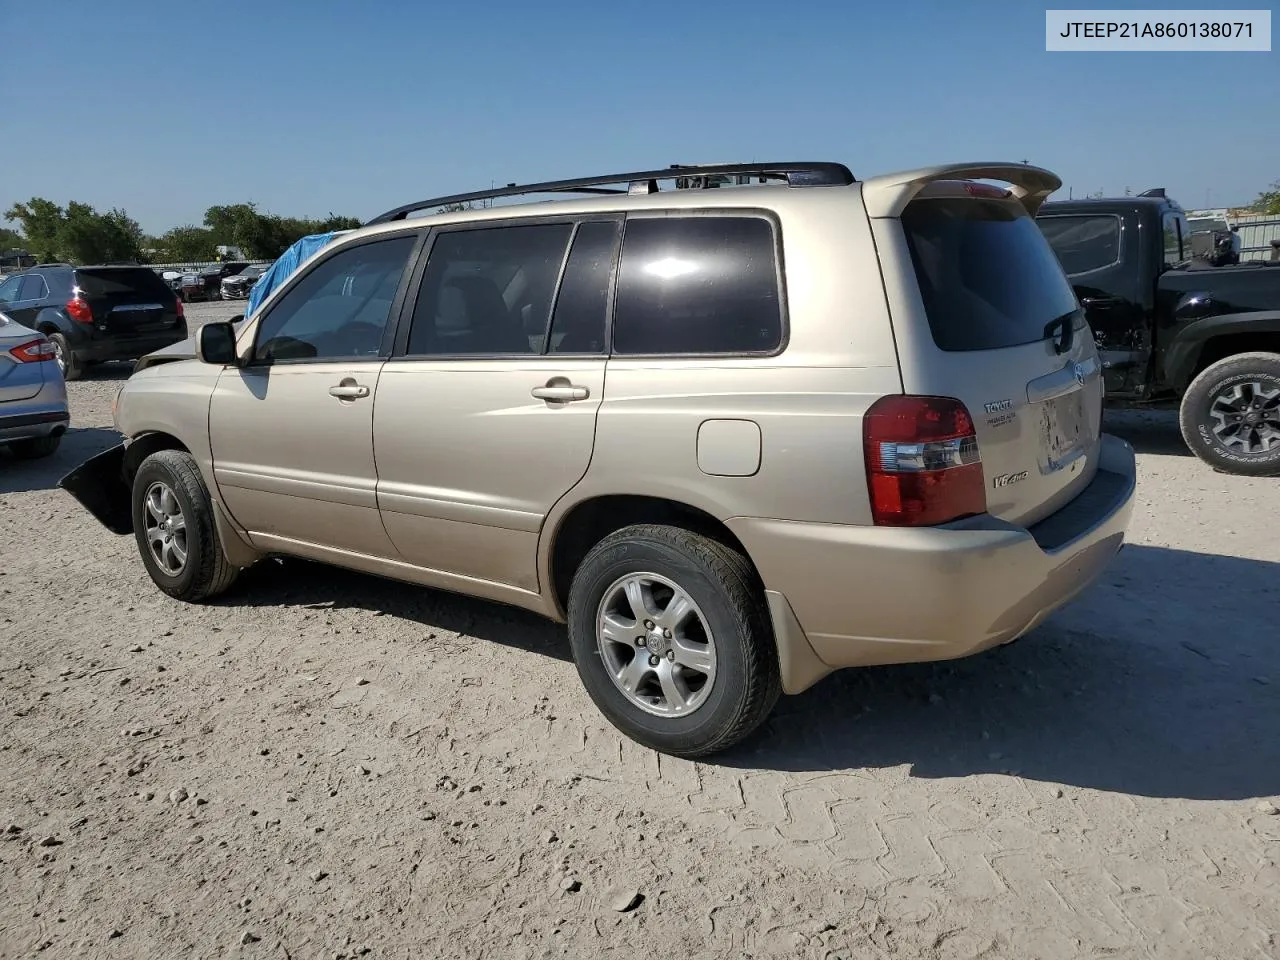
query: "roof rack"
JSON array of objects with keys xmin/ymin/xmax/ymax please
[{"xmin": 365, "ymin": 161, "xmax": 855, "ymax": 226}]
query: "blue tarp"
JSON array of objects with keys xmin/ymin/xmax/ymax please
[{"xmin": 244, "ymin": 231, "xmax": 346, "ymax": 320}]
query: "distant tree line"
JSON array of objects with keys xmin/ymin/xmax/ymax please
[{"xmin": 1, "ymin": 198, "xmax": 363, "ymax": 265}]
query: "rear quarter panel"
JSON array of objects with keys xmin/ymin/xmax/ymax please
[{"xmin": 538, "ymin": 187, "xmax": 903, "ymax": 586}]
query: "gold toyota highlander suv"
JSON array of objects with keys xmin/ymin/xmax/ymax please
[{"xmin": 60, "ymin": 161, "xmax": 1137, "ymax": 758}]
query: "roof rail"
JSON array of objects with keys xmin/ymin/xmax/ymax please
[{"xmin": 365, "ymin": 161, "xmax": 856, "ymax": 226}]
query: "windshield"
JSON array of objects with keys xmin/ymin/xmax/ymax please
[{"xmin": 901, "ymin": 198, "xmax": 1081, "ymax": 352}]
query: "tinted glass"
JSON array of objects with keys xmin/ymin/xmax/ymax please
[
  {"xmin": 255, "ymin": 234, "xmax": 416, "ymax": 363},
  {"xmin": 1162, "ymin": 212, "xmax": 1184, "ymax": 265},
  {"xmin": 75, "ymin": 267, "xmax": 174, "ymax": 300},
  {"xmin": 613, "ymin": 217, "xmax": 782, "ymax": 355},
  {"xmin": 901, "ymin": 198, "xmax": 1080, "ymax": 352},
  {"xmin": 0, "ymin": 276, "xmax": 25, "ymax": 303},
  {"xmin": 547, "ymin": 220, "xmax": 620, "ymax": 354},
  {"xmin": 1038, "ymin": 215, "xmax": 1121, "ymax": 274},
  {"xmin": 18, "ymin": 275, "xmax": 47, "ymax": 300},
  {"xmin": 407, "ymin": 224, "xmax": 572, "ymax": 356}
]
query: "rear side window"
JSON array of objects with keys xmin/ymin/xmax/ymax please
[
  {"xmin": 75, "ymin": 268, "xmax": 174, "ymax": 300},
  {"xmin": 1038, "ymin": 215, "xmax": 1121, "ymax": 275},
  {"xmin": 547, "ymin": 220, "xmax": 620, "ymax": 354},
  {"xmin": 613, "ymin": 216, "xmax": 783, "ymax": 355},
  {"xmin": 18, "ymin": 274, "xmax": 49, "ymax": 300},
  {"xmin": 407, "ymin": 224, "xmax": 573, "ymax": 356},
  {"xmin": 1162, "ymin": 211, "xmax": 1185, "ymax": 266},
  {"xmin": 901, "ymin": 199, "xmax": 1080, "ymax": 353}
]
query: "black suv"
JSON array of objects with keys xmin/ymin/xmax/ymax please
[{"xmin": 0, "ymin": 264, "xmax": 188, "ymax": 380}]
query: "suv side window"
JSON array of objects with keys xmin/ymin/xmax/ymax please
[
  {"xmin": 547, "ymin": 220, "xmax": 620, "ymax": 355},
  {"xmin": 612, "ymin": 216, "xmax": 783, "ymax": 355},
  {"xmin": 0, "ymin": 275, "xmax": 22, "ymax": 304},
  {"xmin": 18, "ymin": 274, "xmax": 48, "ymax": 301},
  {"xmin": 254, "ymin": 234, "xmax": 417, "ymax": 363},
  {"xmin": 406, "ymin": 223, "xmax": 574, "ymax": 356},
  {"xmin": 1037, "ymin": 215, "xmax": 1121, "ymax": 275}
]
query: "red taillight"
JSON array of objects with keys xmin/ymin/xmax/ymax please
[
  {"xmin": 8, "ymin": 337, "xmax": 58, "ymax": 363},
  {"xmin": 66, "ymin": 297, "xmax": 93, "ymax": 324},
  {"xmin": 863, "ymin": 395, "xmax": 987, "ymax": 526},
  {"xmin": 175, "ymin": 298, "xmax": 185, "ymax": 319}
]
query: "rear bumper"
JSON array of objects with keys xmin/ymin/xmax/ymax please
[
  {"xmin": 76, "ymin": 328, "xmax": 189, "ymax": 363},
  {"xmin": 728, "ymin": 433, "xmax": 1137, "ymax": 693},
  {"xmin": 0, "ymin": 407, "xmax": 70, "ymax": 444}
]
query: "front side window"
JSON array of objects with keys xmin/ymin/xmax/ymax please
[
  {"xmin": 1038, "ymin": 215, "xmax": 1122, "ymax": 275},
  {"xmin": 254, "ymin": 234, "xmax": 417, "ymax": 363},
  {"xmin": 407, "ymin": 224, "xmax": 574, "ymax": 356},
  {"xmin": 612, "ymin": 216, "xmax": 783, "ymax": 355}
]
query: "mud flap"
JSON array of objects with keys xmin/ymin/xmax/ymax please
[{"xmin": 56, "ymin": 443, "xmax": 132, "ymax": 535}]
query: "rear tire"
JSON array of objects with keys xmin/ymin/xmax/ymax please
[
  {"xmin": 566, "ymin": 524, "xmax": 780, "ymax": 758},
  {"xmin": 132, "ymin": 449, "xmax": 240, "ymax": 602},
  {"xmin": 1179, "ymin": 352, "xmax": 1280, "ymax": 476},
  {"xmin": 7, "ymin": 434, "xmax": 61, "ymax": 460},
  {"xmin": 49, "ymin": 333, "xmax": 81, "ymax": 381}
]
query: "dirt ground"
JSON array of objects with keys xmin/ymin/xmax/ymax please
[{"xmin": 2, "ymin": 300, "xmax": 1277, "ymax": 960}]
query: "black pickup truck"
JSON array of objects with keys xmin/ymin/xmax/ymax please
[{"xmin": 1037, "ymin": 192, "xmax": 1280, "ymax": 476}]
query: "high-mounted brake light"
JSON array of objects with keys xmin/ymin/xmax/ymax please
[
  {"xmin": 963, "ymin": 182, "xmax": 1012, "ymax": 199},
  {"xmin": 863, "ymin": 395, "xmax": 986, "ymax": 526},
  {"xmin": 8, "ymin": 337, "xmax": 58, "ymax": 363},
  {"xmin": 66, "ymin": 296, "xmax": 93, "ymax": 324}
]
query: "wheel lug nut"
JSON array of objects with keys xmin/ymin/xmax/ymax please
[
  {"xmin": 648, "ymin": 655, "xmax": 660, "ymax": 667},
  {"xmin": 666, "ymin": 650, "xmax": 675, "ymax": 661},
  {"xmin": 644, "ymin": 620, "xmax": 655, "ymax": 630},
  {"xmin": 635, "ymin": 637, "xmax": 645, "ymax": 646},
  {"xmin": 663, "ymin": 628, "xmax": 672, "ymax": 638}
]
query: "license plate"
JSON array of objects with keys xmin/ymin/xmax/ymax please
[{"xmin": 1039, "ymin": 389, "xmax": 1086, "ymax": 471}]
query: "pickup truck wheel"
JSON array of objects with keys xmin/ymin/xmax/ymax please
[
  {"xmin": 1180, "ymin": 352, "xmax": 1280, "ymax": 476},
  {"xmin": 131, "ymin": 449, "xmax": 240, "ymax": 602},
  {"xmin": 566, "ymin": 524, "xmax": 780, "ymax": 759}
]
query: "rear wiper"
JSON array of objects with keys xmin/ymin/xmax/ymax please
[{"xmin": 1043, "ymin": 310, "xmax": 1078, "ymax": 355}]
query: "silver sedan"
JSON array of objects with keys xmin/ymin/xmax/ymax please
[{"xmin": 0, "ymin": 310, "xmax": 70, "ymax": 459}]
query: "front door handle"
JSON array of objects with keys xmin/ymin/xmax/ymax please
[
  {"xmin": 329, "ymin": 382, "xmax": 370, "ymax": 400},
  {"xmin": 531, "ymin": 382, "xmax": 590, "ymax": 402}
]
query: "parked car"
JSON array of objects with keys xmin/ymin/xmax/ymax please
[
  {"xmin": 1037, "ymin": 191, "xmax": 1280, "ymax": 475},
  {"xmin": 0, "ymin": 264, "xmax": 188, "ymax": 381},
  {"xmin": 0, "ymin": 310, "xmax": 69, "ymax": 459},
  {"xmin": 220, "ymin": 264, "xmax": 270, "ymax": 300},
  {"xmin": 178, "ymin": 261, "xmax": 250, "ymax": 302},
  {"xmin": 58, "ymin": 160, "xmax": 1136, "ymax": 758}
]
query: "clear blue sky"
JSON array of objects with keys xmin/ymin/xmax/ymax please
[{"xmin": 1, "ymin": 0, "xmax": 1275, "ymax": 234}]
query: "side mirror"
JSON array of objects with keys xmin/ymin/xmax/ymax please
[{"xmin": 197, "ymin": 321, "xmax": 238, "ymax": 365}]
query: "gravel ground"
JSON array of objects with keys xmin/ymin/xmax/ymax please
[{"xmin": 2, "ymin": 300, "xmax": 1277, "ymax": 959}]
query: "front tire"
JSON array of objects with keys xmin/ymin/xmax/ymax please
[
  {"xmin": 7, "ymin": 434, "xmax": 61, "ymax": 460},
  {"xmin": 132, "ymin": 449, "xmax": 239, "ymax": 602},
  {"xmin": 566, "ymin": 524, "xmax": 780, "ymax": 758},
  {"xmin": 1179, "ymin": 352, "xmax": 1280, "ymax": 476}
]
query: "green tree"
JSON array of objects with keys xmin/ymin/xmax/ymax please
[
  {"xmin": 0, "ymin": 226, "xmax": 25, "ymax": 251},
  {"xmin": 1253, "ymin": 181, "xmax": 1280, "ymax": 215},
  {"xmin": 4, "ymin": 198, "xmax": 65, "ymax": 261},
  {"xmin": 154, "ymin": 225, "xmax": 217, "ymax": 261}
]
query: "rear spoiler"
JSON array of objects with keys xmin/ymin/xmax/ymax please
[{"xmin": 861, "ymin": 162, "xmax": 1062, "ymax": 219}]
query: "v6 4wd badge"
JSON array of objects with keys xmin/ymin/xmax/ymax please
[{"xmin": 992, "ymin": 470, "xmax": 1028, "ymax": 488}]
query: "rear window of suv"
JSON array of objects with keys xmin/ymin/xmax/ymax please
[
  {"xmin": 901, "ymin": 198, "xmax": 1081, "ymax": 352},
  {"xmin": 75, "ymin": 268, "xmax": 174, "ymax": 300}
]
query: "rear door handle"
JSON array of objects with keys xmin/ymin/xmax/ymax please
[
  {"xmin": 1081, "ymin": 296, "xmax": 1122, "ymax": 308},
  {"xmin": 329, "ymin": 383, "xmax": 370, "ymax": 400},
  {"xmin": 531, "ymin": 383, "xmax": 589, "ymax": 402}
]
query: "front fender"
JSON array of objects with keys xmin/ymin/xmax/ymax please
[
  {"xmin": 57, "ymin": 443, "xmax": 132, "ymax": 535},
  {"xmin": 1162, "ymin": 310, "xmax": 1280, "ymax": 390}
]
